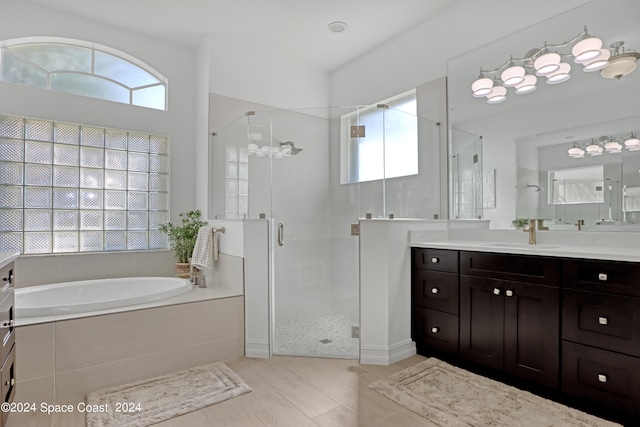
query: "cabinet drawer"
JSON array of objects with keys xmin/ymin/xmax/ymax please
[
  {"xmin": 563, "ymin": 258, "xmax": 640, "ymax": 297},
  {"xmin": 413, "ymin": 306, "xmax": 458, "ymax": 356},
  {"xmin": 460, "ymin": 251, "xmax": 560, "ymax": 285},
  {"xmin": 0, "ymin": 263, "xmax": 13, "ymax": 305},
  {"xmin": 562, "ymin": 341, "xmax": 640, "ymax": 416},
  {"xmin": 413, "ymin": 248, "xmax": 458, "ymax": 273},
  {"xmin": 562, "ymin": 289, "xmax": 640, "ymax": 357},
  {"xmin": 1, "ymin": 343, "xmax": 15, "ymax": 427},
  {"xmin": 412, "ymin": 270, "xmax": 458, "ymax": 314}
]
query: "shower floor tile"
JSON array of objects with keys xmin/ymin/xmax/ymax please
[{"xmin": 274, "ymin": 314, "xmax": 359, "ymax": 359}]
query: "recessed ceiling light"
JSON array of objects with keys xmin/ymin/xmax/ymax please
[{"xmin": 328, "ymin": 21, "xmax": 348, "ymax": 33}]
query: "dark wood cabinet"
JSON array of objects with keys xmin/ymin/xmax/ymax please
[
  {"xmin": 561, "ymin": 258, "xmax": 640, "ymax": 418},
  {"xmin": 412, "ymin": 247, "xmax": 640, "ymax": 419},
  {"xmin": 411, "ymin": 249, "xmax": 459, "ymax": 358},
  {"xmin": 0, "ymin": 261, "xmax": 15, "ymax": 427},
  {"xmin": 459, "ymin": 252, "xmax": 560, "ymax": 389}
]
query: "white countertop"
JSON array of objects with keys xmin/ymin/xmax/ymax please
[
  {"xmin": 411, "ymin": 240, "xmax": 640, "ymax": 262},
  {"xmin": 0, "ymin": 251, "xmax": 19, "ymax": 270},
  {"xmin": 410, "ymin": 227, "xmax": 640, "ymax": 263}
]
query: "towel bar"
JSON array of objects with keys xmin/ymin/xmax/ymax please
[{"xmin": 214, "ymin": 227, "xmax": 225, "ymax": 233}]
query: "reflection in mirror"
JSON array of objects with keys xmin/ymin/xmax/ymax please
[
  {"xmin": 450, "ymin": 129, "xmax": 483, "ymax": 219},
  {"xmin": 447, "ymin": 0, "xmax": 640, "ymax": 230}
]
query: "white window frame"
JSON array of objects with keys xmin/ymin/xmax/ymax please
[
  {"xmin": 0, "ymin": 37, "xmax": 168, "ymax": 110},
  {"xmin": 340, "ymin": 90, "xmax": 418, "ymax": 184}
]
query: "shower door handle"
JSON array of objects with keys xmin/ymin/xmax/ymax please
[{"xmin": 277, "ymin": 223, "xmax": 284, "ymax": 246}]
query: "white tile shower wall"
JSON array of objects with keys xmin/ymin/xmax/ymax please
[
  {"xmin": 15, "ymin": 296, "xmax": 244, "ymax": 404},
  {"xmin": 13, "ymin": 250, "xmax": 176, "ymax": 288}
]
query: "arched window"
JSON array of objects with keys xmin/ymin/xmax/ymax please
[{"xmin": 0, "ymin": 37, "xmax": 167, "ymax": 110}]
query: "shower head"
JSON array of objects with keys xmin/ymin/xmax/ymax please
[
  {"xmin": 527, "ymin": 184, "xmax": 542, "ymax": 192},
  {"xmin": 280, "ymin": 141, "xmax": 303, "ymax": 155}
]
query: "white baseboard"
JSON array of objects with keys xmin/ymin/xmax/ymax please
[
  {"xmin": 245, "ymin": 339, "xmax": 270, "ymax": 358},
  {"xmin": 360, "ymin": 339, "xmax": 416, "ymax": 365}
]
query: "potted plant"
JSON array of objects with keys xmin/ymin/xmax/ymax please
[
  {"xmin": 159, "ymin": 210, "xmax": 207, "ymax": 277},
  {"xmin": 511, "ymin": 217, "xmax": 530, "ymax": 231}
]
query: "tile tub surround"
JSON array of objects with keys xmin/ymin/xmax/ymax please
[
  {"xmin": 14, "ymin": 250, "xmax": 177, "ymax": 288},
  {"xmin": 14, "ymin": 252, "xmax": 247, "ymax": 403},
  {"xmin": 16, "ymin": 253, "xmax": 245, "ymax": 326},
  {"xmin": 16, "ymin": 296, "xmax": 245, "ymax": 404},
  {"xmin": 0, "ymin": 251, "xmax": 19, "ymax": 270}
]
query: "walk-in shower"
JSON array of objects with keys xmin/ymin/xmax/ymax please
[{"xmin": 210, "ymin": 105, "xmax": 442, "ymax": 359}]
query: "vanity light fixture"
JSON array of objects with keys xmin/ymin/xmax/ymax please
[
  {"xmin": 471, "ymin": 27, "xmax": 639, "ymax": 104},
  {"xmin": 501, "ymin": 58, "xmax": 526, "ymax": 86},
  {"xmin": 546, "ymin": 62, "xmax": 571, "ymax": 84},
  {"xmin": 601, "ymin": 41, "xmax": 640, "ymax": 79},
  {"xmin": 568, "ymin": 133, "xmax": 640, "ymax": 158},
  {"xmin": 568, "ymin": 143, "xmax": 585, "ymax": 158},
  {"xmin": 624, "ymin": 134, "xmax": 640, "ymax": 151},
  {"xmin": 586, "ymin": 141, "xmax": 604, "ymax": 156}
]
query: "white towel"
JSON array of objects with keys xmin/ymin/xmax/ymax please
[{"xmin": 191, "ymin": 226, "xmax": 218, "ymax": 269}]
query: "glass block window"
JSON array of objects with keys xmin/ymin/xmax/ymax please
[
  {"xmin": 224, "ymin": 146, "xmax": 249, "ymax": 219},
  {"xmin": 0, "ymin": 37, "xmax": 167, "ymax": 111},
  {"xmin": 0, "ymin": 114, "xmax": 170, "ymax": 254}
]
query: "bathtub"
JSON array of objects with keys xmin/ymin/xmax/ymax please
[{"xmin": 15, "ymin": 277, "xmax": 193, "ymax": 317}]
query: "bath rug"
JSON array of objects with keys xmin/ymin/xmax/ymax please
[
  {"xmin": 369, "ymin": 358, "xmax": 621, "ymax": 426},
  {"xmin": 85, "ymin": 361, "xmax": 251, "ymax": 426}
]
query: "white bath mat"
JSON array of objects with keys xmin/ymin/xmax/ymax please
[
  {"xmin": 369, "ymin": 358, "xmax": 621, "ymax": 426},
  {"xmin": 85, "ymin": 361, "xmax": 251, "ymax": 426}
]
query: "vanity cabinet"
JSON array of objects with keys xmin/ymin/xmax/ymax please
[
  {"xmin": 0, "ymin": 261, "xmax": 15, "ymax": 427},
  {"xmin": 411, "ymin": 249, "xmax": 459, "ymax": 357},
  {"xmin": 561, "ymin": 258, "xmax": 640, "ymax": 417},
  {"xmin": 459, "ymin": 251, "xmax": 560, "ymax": 389},
  {"xmin": 411, "ymin": 247, "xmax": 640, "ymax": 420}
]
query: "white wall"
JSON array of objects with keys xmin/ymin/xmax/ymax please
[
  {"xmin": 207, "ymin": 34, "xmax": 330, "ymax": 110},
  {"xmin": 0, "ymin": 0, "xmax": 198, "ymax": 272}
]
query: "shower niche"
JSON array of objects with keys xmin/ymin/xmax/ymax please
[{"xmin": 210, "ymin": 105, "xmax": 441, "ymax": 359}]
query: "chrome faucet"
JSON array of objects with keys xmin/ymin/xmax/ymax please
[{"xmin": 528, "ymin": 219, "xmax": 536, "ymax": 245}]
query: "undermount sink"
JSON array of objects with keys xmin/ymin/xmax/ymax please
[{"xmin": 482, "ymin": 242, "xmax": 560, "ymax": 249}]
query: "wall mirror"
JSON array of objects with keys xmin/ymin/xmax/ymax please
[{"xmin": 447, "ymin": 0, "xmax": 640, "ymax": 231}]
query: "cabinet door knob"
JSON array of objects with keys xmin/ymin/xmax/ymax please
[
  {"xmin": 598, "ymin": 273, "xmax": 608, "ymax": 281},
  {"xmin": 505, "ymin": 290, "xmax": 514, "ymax": 297},
  {"xmin": 431, "ymin": 257, "xmax": 439, "ymax": 264},
  {"xmin": 493, "ymin": 288, "xmax": 501, "ymax": 296},
  {"xmin": 597, "ymin": 374, "xmax": 608, "ymax": 383},
  {"xmin": 431, "ymin": 327, "xmax": 439, "ymax": 334},
  {"xmin": 1, "ymin": 320, "xmax": 13, "ymax": 329},
  {"xmin": 431, "ymin": 287, "xmax": 439, "ymax": 294},
  {"xmin": 598, "ymin": 316, "xmax": 608, "ymax": 325}
]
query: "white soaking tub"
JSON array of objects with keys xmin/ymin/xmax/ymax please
[{"xmin": 15, "ymin": 277, "xmax": 193, "ymax": 317}]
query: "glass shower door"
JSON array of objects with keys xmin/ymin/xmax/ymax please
[{"xmin": 269, "ymin": 108, "xmax": 360, "ymax": 359}]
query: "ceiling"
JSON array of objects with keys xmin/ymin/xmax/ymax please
[{"xmin": 25, "ymin": 0, "xmax": 455, "ymax": 72}]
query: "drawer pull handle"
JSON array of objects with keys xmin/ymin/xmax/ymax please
[
  {"xmin": 1, "ymin": 320, "xmax": 13, "ymax": 329},
  {"xmin": 598, "ymin": 273, "xmax": 608, "ymax": 281},
  {"xmin": 431, "ymin": 287, "xmax": 439, "ymax": 294},
  {"xmin": 493, "ymin": 288, "xmax": 501, "ymax": 296},
  {"xmin": 505, "ymin": 290, "xmax": 514, "ymax": 297},
  {"xmin": 4, "ymin": 378, "xmax": 14, "ymax": 387},
  {"xmin": 431, "ymin": 327, "xmax": 439, "ymax": 334},
  {"xmin": 597, "ymin": 374, "xmax": 608, "ymax": 383},
  {"xmin": 431, "ymin": 257, "xmax": 439, "ymax": 264},
  {"xmin": 598, "ymin": 316, "xmax": 608, "ymax": 325}
]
